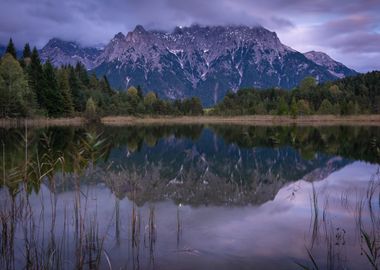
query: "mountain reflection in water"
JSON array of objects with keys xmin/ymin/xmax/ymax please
[{"xmin": 0, "ymin": 125, "xmax": 379, "ymax": 269}]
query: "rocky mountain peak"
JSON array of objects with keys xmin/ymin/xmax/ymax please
[
  {"xmin": 38, "ymin": 24, "xmax": 358, "ymax": 105},
  {"xmin": 113, "ymin": 32, "xmax": 126, "ymax": 40},
  {"xmin": 133, "ymin": 25, "xmax": 147, "ymax": 34},
  {"xmin": 40, "ymin": 38, "xmax": 102, "ymax": 69},
  {"xmin": 304, "ymin": 51, "xmax": 336, "ymax": 65},
  {"xmin": 304, "ymin": 51, "xmax": 357, "ymax": 78}
]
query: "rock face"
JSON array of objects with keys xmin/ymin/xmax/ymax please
[
  {"xmin": 304, "ymin": 51, "xmax": 357, "ymax": 78},
  {"xmin": 39, "ymin": 25, "xmax": 358, "ymax": 105},
  {"xmin": 40, "ymin": 38, "xmax": 102, "ymax": 69}
]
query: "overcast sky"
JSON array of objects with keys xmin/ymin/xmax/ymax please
[{"xmin": 0, "ymin": 0, "xmax": 379, "ymax": 72}]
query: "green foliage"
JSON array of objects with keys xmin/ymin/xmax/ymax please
[
  {"xmin": 57, "ymin": 69, "xmax": 74, "ymax": 116},
  {"xmin": 27, "ymin": 47, "xmax": 44, "ymax": 109},
  {"xmin": 127, "ymin": 86, "xmax": 138, "ymax": 96},
  {"xmin": 318, "ymin": 99, "xmax": 334, "ymax": 115},
  {"xmin": 299, "ymin": 76, "xmax": 317, "ymax": 92},
  {"xmin": 40, "ymin": 61, "xmax": 66, "ymax": 117},
  {"xmin": 277, "ymin": 96, "xmax": 289, "ymax": 115},
  {"xmin": 297, "ymin": 99, "xmax": 312, "ymax": 115},
  {"xmin": 0, "ymin": 54, "xmax": 34, "ymax": 117},
  {"xmin": 68, "ymin": 67, "xmax": 86, "ymax": 112},
  {"xmin": 85, "ymin": 97, "xmax": 98, "ymax": 121},
  {"xmin": 290, "ymin": 97, "xmax": 298, "ymax": 118},
  {"xmin": 0, "ymin": 41, "xmax": 378, "ymax": 120},
  {"xmin": 214, "ymin": 72, "xmax": 380, "ymax": 116},
  {"xmin": 144, "ymin": 91, "xmax": 157, "ymax": 113}
]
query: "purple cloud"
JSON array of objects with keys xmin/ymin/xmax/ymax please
[{"xmin": 0, "ymin": 0, "xmax": 379, "ymax": 71}]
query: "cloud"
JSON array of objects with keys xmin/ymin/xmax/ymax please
[{"xmin": 0, "ymin": 0, "xmax": 379, "ymax": 71}]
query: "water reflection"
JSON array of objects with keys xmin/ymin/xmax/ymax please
[{"xmin": 0, "ymin": 125, "xmax": 379, "ymax": 269}]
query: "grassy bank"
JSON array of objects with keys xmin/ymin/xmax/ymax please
[
  {"xmin": 101, "ymin": 115, "xmax": 380, "ymax": 126},
  {"xmin": 0, "ymin": 117, "xmax": 85, "ymax": 128},
  {"xmin": 1, "ymin": 115, "xmax": 380, "ymax": 128}
]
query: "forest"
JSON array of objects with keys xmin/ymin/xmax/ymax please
[
  {"xmin": 1, "ymin": 38, "xmax": 379, "ymax": 119},
  {"xmin": 212, "ymin": 72, "xmax": 380, "ymax": 116},
  {"xmin": 0, "ymin": 39, "xmax": 203, "ymax": 118}
]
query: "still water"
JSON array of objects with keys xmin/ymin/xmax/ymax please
[{"xmin": 0, "ymin": 125, "xmax": 379, "ymax": 269}]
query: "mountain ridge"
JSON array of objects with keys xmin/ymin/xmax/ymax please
[
  {"xmin": 30, "ymin": 25, "xmax": 358, "ymax": 105},
  {"xmin": 304, "ymin": 50, "xmax": 357, "ymax": 78}
]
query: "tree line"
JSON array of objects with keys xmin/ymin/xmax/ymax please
[
  {"xmin": 0, "ymin": 39, "xmax": 203, "ymax": 118},
  {"xmin": 212, "ymin": 72, "xmax": 380, "ymax": 116},
  {"xmin": 1, "ymin": 38, "xmax": 380, "ymax": 118}
]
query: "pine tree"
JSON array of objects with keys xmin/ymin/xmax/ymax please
[
  {"xmin": 137, "ymin": 85, "xmax": 143, "ymax": 99},
  {"xmin": 99, "ymin": 75, "xmax": 114, "ymax": 96},
  {"xmin": 57, "ymin": 69, "xmax": 74, "ymax": 116},
  {"xmin": 41, "ymin": 61, "xmax": 65, "ymax": 116},
  {"xmin": 75, "ymin": 62, "xmax": 89, "ymax": 86},
  {"xmin": 27, "ymin": 47, "xmax": 44, "ymax": 109},
  {"xmin": 20, "ymin": 43, "xmax": 32, "ymax": 67},
  {"xmin": 22, "ymin": 43, "xmax": 31, "ymax": 58},
  {"xmin": 68, "ymin": 67, "xmax": 86, "ymax": 111},
  {"xmin": 5, "ymin": 38, "xmax": 17, "ymax": 59}
]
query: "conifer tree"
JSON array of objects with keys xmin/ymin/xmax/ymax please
[
  {"xmin": 100, "ymin": 75, "xmax": 114, "ymax": 96},
  {"xmin": 75, "ymin": 62, "xmax": 89, "ymax": 86},
  {"xmin": 41, "ymin": 61, "xmax": 66, "ymax": 116},
  {"xmin": 57, "ymin": 69, "xmax": 74, "ymax": 115},
  {"xmin": 68, "ymin": 67, "xmax": 86, "ymax": 111},
  {"xmin": 27, "ymin": 47, "xmax": 44, "ymax": 108},
  {"xmin": 5, "ymin": 38, "xmax": 17, "ymax": 59},
  {"xmin": 22, "ymin": 43, "xmax": 31, "ymax": 58},
  {"xmin": 20, "ymin": 43, "xmax": 32, "ymax": 67}
]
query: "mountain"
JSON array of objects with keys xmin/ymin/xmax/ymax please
[
  {"xmin": 39, "ymin": 25, "xmax": 358, "ymax": 105},
  {"xmin": 39, "ymin": 38, "xmax": 103, "ymax": 69},
  {"xmin": 304, "ymin": 51, "xmax": 357, "ymax": 78}
]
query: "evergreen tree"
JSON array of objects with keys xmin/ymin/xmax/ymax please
[
  {"xmin": 20, "ymin": 43, "xmax": 32, "ymax": 68},
  {"xmin": 189, "ymin": 97, "xmax": 203, "ymax": 115},
  {"xmin": 99, "ymin": 75, "xmax": 114, "ymax": 96},
  {"xmin": 68, "ymin": 67, "xmax": 86, "ymax": 111},
  {"xmin": 41, "ymin": 61, "xmax": 65, "ymax": 116},
  {"xmin": 5, "ymin": 38, "xmax": 17, "ymax": 59},
  {"xmin": 75, "ymin": 62, "xmax": 89, "ymax": 86},
  {"xmin": 137, "ymin": 85, "xmax": 144, "ymax": 99},
  {"xmin": 27, "ymin": 47, "xmax": 44, "ymax": 110},
  {"xmin": 22, "ymin": 43, "xmax": 31, "ymax": 58},
  {"xmin": 57, "ymin": 69, "xmax": 74, "ymax": 115}
]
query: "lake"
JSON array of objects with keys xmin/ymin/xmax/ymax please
[{"xmin": 0, "ymin": 124, "xmax": 379, "ymax": 269}]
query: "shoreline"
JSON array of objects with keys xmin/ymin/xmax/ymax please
[
  {"xmin": 1, "ymin": 115, "xmax": 380, "ymax": 127},
  {"xmin": 101, "ymin": 115, "xmax": 380, "ymax": 126},
  {"xmin": 0, "ymin": 117, "xmax": 86, "ymax": 128}
]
